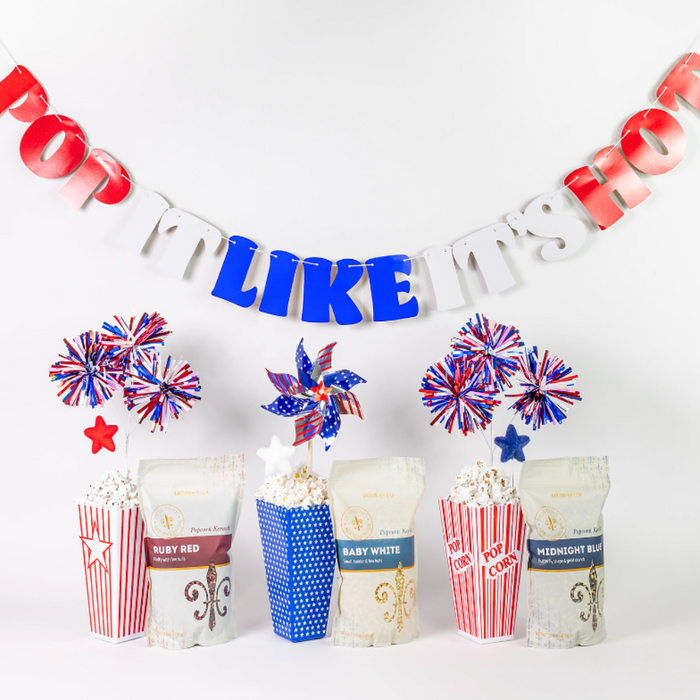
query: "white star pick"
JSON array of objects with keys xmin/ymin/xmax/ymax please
[
  {"xmin": 257, "ymin": 435, "xmax": 296, "ymax": 476},
  {"xmin": 80, "ymin": 523, "xmax": 113, "ymax": 572}
]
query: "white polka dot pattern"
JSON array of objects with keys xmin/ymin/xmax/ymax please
[{"xmin": 256, "ymin": 499, "xmax": 336, "ymax": 642}]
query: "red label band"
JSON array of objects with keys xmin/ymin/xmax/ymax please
[{"xmin": 145, "ymin": 534, "xmax": 232, "ymax": 570}]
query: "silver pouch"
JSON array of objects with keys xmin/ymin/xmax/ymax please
[
  {"xmin": 329, "ymin": 457, "xmax": 425, "ymax": 647},
  {"xmin": 137, "ymin": 454, "xmax": 245, "ymax": 649},
  {"xmin": 520, "ymin": 456, "xmax": 610, "ymax": 648}
]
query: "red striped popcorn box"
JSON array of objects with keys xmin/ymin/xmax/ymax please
[
  {"xmin": 438, "ymin": 499, "xmax": 526, "ymax": 643},
  {"xmin": 76, "ymin": 503, "xmax": 149, "ymax": 643}
]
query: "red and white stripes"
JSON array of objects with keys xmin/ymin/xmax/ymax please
[
  {"xmin": 77, "ymin": 503, "xmax": 149, "ymax": 643},
  {"xmin": 438, "ymin": 499, "xmax": 526, "ymax": 643},
  {"xmin": 333, "ymin": 391, "xmax": 363, "ymax": 418}
]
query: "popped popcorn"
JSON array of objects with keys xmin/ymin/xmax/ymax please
[
  {"xmin": 449, "ymin": 461, "xmax": 518, "ymax": 507},
  {"xmin": 255, "ymin": 463, "xmax": 328, "ymax": 508},
  {"xmin": 80, "ymin": 468, "xmax": 140, "ymax": 508}
]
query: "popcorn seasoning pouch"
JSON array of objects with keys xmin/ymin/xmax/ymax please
[
  {"xmin": 329, "ymin": 457, "xmax": 425, "ymax": 647},
  {"xmin": 137, "ymin": 455, "xmax": 245, "ymax": 650},
  {"xmin": 519, "ymin": 456, "xmax": 610, "ymax": 649}
]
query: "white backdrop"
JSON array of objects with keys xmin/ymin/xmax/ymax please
[{"xmin": 1, "ymin": 1, "xmax": 697, "ymax": 697}]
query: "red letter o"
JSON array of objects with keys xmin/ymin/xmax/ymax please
[
  {"xmin": 621, "ymin": 108, "xmax": 686, "ymax": 175},
  {"xmin": 19, "ymin": 114, "xmax": 87, "ymax": 178}
]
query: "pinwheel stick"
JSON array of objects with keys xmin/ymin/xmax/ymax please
[{"xmin": 307, "ymin": 438, "xmax": 313, "ymax": 468}]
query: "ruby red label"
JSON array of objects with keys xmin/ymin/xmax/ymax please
[{"xmin": 145, "ymin": 534, "xmax": 232, "ymax": 570}]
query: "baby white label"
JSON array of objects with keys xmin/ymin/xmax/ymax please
[{"xmin": 446, "ymin": 538, "xmax": 472, "ymax": 574}]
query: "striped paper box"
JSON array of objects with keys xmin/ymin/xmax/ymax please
[
  {"xmin": 256, "ymin": 500, "xmax": 336, "ymax": 642},
  {"xmin": 76, "ymin": 503, "xmax": 149, "ymax": 643},
  {"xmin": 438, "ymin": 499, "xmax": 526, "ymax": 643}
]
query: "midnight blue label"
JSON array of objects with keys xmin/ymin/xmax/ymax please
[
  {"xmin": 528, "ymin": 535, "xmax": 604, "ymax": 571},
  {"xmin": 336, "ymin": 537, "xmax": 415, "ymax": 572}
]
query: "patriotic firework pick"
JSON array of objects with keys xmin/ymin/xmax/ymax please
[
  {"xmin": 421, "ymin": 314, "xmax": 582, "ymax": 460},
  {"xmin": 49, "ymin": 331, "xmax": 121, "ymax": 408},
  {"xmin": 125, "ymin": 353, "xmax": 201, "ymax": 433},
  {"xmin": 49, "ymin": 312, "xmax": 201, "ymax": 444},
  {"xmin": 420, "ymin": 355, "xmax": 500, "ymax": 435},
  {"xmin": 508, "ymin": 347, "xmax": 581, "ymax": 430},
  {"xmin": 451, "ymin": 314, "xmax": 523, "ymax": 390},
  {"xmin": 100, "ymin": 312, "xmax": 170, "ymax": 379}
]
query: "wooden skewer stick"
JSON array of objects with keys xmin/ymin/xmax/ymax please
[{"xmin": 307, "ymin": 438, "xmax": 313, "ymax": 468}]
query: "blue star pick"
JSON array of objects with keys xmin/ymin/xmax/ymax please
[{"xmin": 494, "ymin": 424, "xmax": 531, "ymax": 463}]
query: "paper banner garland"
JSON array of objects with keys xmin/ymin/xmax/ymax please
[{"xmin": 3, "ymin": 45, "xmax": 700, "ymax": 323}]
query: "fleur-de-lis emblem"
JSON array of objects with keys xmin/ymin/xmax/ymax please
[
  {"xmin": 374, "ymin": 562, "xmax": 415, "ymax": 633},
  {"xmin": 570, "ymin": 560, "xmax": 604, "ymax": 632},
  {"xmin": 184, "ymin": 560, "xmax": 231, "ymax": 631},
  {"xmin": 161, "ymin": 513, "xmax": 173, "ymax": 531}
]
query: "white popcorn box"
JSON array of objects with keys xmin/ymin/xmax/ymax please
[
  {"xmin": 76, "ymin": 503, "xmax": 149, "ymax": 642},
  {"xmin": 438, "ymin": 499, "xmax": 526, "ymax": 643}
]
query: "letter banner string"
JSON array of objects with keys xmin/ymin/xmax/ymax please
[{"xmin": 0, "ymin": 37, "xmax": 698, "ymax": 324}]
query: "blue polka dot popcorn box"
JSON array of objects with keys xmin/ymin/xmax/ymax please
[{"xmin": 256, "ymin": 500, "xmax": 336, "ymax": 642}]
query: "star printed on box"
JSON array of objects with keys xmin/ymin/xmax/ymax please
[
  {"xmin": 80, "ymin": 522, "xmax": 113, "ymax": 571},
  {"xmin": 261, "ymin": 339, "xmax": 366, "ymax": 451},
  {"xmin": 84, "ymin": 415, "xmax": 118, "ymax": 454},
  {"xmin": 494, "ymin": 424, "xmax": 531, "ymax": 463},
  {"xmin": 257, "ymin": 435, "xmax": 296, "ymax": 476}
]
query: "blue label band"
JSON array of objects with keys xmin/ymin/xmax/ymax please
[
  {"xmin": 336, "ymin": 536, "xmax": 415, "ymax": 572},
  {"xmin": 528, "ymin": 535, "xmax": 604, "ymax": 572}
]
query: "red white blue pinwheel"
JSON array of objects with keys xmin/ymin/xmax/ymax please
[
  {"xmin": 508, "ymin": 347, "xmax": 581, "ymax": 430},
  {"xmin": 49, "ymin": 331, "xmax": 121, "ymax": 408},
  {"xmin": 261, "ymin": 339, "xmax": 366, "ymax": 450},
  {"xmin": 451, "ymin": 314, "xmax": 523, "ymax": 390}
]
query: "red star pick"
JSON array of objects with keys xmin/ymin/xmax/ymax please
[{"xmin": 84, "ymin": 415, "xmax": 118, "ymax": 454}]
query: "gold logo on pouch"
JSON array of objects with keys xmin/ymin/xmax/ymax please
[
  {"xmin": 534, "ymin": 506, "xmax": 566, "ymax": 541},
  {"xmin": 151, "ymin": 504, "xmax": 185, "ymax": 539},
  {"xmin": 340, "ymin": 506, "xmax": 373, "ymax": 541}
]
